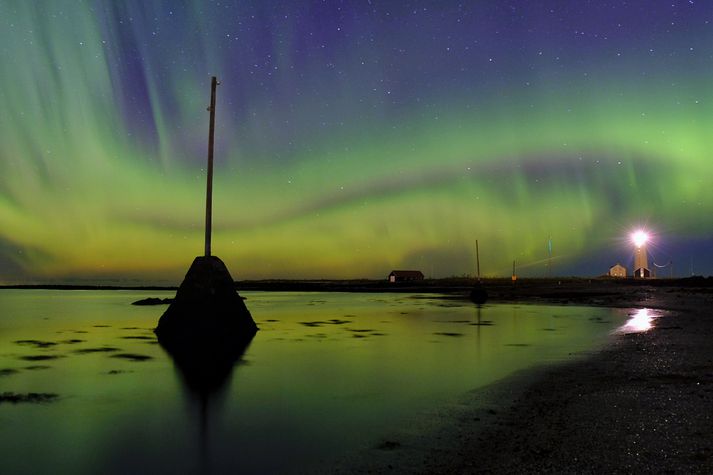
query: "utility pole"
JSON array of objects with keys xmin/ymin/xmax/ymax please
[
  {"xmin": 547, "ymin": 236, "xmax": 552, "ymax": 278},
  {"xmin": 205, "ymin": 76, "xmax": 219, "ymax": 257},
  {"xmin": 475, "ymin": 239, "xmax": 481, "ymax": 281}
]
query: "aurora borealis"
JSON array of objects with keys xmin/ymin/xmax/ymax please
[{"xmin": 1, "ymin": 1, "xmax": 713, "ymax": 283}]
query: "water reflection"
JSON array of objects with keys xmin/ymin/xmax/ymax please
[
  {"xmin": 474, "ymin": 304, "xmax": 484, "ymax": 359},
  {"xmin": 0, "ymin": 291, "xmax": 626, "ymax": 474},
  {"xmin": 157, "ymin": 331, "xmax": 254, "ymax": 473},
  {"xmin": 619, "ymin": 308, "xmax": 655, "ymax": 333},
  {"xmin": 158, "ymin": 336, "xmax": 253, "ymax": 397}
]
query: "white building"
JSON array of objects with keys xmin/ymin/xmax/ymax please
[{"xmin": 609, "ymin": 263, "xmax": 627, "ymax": 278}]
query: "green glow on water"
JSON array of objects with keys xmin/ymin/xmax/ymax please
[{"xmin": 0, "ymin": 290, "xmax": 627, "ymax": 472}]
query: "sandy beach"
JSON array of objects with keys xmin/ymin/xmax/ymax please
[{"xmin": 327, "ymin": 279, "xmax": 713, "ymax": 473}]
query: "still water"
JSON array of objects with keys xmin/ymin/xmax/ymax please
[{"xmin": 0, "ymin": 290, "xmax": 626, "ymax": 474}]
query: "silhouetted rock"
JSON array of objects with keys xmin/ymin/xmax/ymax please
[
  {"xmin": 154, "ymin": 255, "xmax": 257, "ymax": 405},
  {"xmin": 155, "ymin": 255, "xmax": 258, "ymax": 349},
  {"xmin": 132, "ymin": 297, "xmax": 173, "ymax": 306}
]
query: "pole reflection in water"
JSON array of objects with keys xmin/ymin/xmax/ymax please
[
  {"xmin": 475, "ymin": 304, "xmax": 483, "ymax": 360},
  {"xmin": 157, "ymin": 332, "xmax": 254, "ymax": 473}
]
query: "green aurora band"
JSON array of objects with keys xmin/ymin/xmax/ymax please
[{"xmin": 1, "ymin": 1, "xmax": 712, "ymax": 282}]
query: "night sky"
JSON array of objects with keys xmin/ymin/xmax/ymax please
[{"xmin": 1, "ymin": 0, "xmax": 712, "ymax": 283}]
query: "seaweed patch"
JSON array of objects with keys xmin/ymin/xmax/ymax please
[
  {"xmin": 19, "ymin": 354, "xmax": 63, "ymax": 361},
  {"xmin": 74, "ymin": 347, "xmax": 120, "ymax": 354},
  {"xmin": 0, "ymin": 392, "xmax": 59, "ymax": 404},
  {"xmin": 110, "ymin": 353, "xmax": 153, "ymax": 362},
  {"xmin": 14, "ymin": 340, "xmax": 57, "ymax": 349}
]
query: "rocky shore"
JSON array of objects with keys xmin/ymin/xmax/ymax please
[{"xmin": 328, "ymin": 281, "xmax": 713, "ymax": 474}]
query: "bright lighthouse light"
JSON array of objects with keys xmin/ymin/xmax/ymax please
[{"xmin": 631, "ymin": 230, "xmax": 649, "ymax": 247}]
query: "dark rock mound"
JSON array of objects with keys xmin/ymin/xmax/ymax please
[
  {"xmin": 155, "ymin": 256, "xmax": 258, "ymax": 349},
  {"xmin": 132, "ymin": 297, "xmax": 173, "ymax": 306},
  {"xmin": 155, "ymin": 256, "xmax": 257, "ymax": 397}
]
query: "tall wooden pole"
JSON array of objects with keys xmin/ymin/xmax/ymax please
[
  {"xmin": 205, "ymin": 76, "xmax": 218, "ymax": 257},
  {"xmin": 475, "ymin": 239, "xmax": 481, "ymax": 280}
]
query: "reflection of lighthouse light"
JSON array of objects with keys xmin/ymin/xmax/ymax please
[{"xmin": 621, "ymin": 308, "xmax": 654, "ymax": 333}]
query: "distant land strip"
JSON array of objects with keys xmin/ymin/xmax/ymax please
[
  {"xmin": 0, "ymin": 284, "xmax": 177, "ymax": 291},
  {"xmin": 2, "ymin": 276, "xmax": 711, "ymax": 298}
]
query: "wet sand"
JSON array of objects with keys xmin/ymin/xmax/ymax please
[{"xmin": 327, "ymin": 281, "xmax": 713, "ymax": 473}]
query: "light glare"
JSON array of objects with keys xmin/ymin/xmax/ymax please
[{"xmin": 631, "ymin": 230, "xmax": 649, "ymax": 247}]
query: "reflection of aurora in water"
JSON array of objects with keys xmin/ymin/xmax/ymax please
[
  {"xmin": 1, "ymin": 1, "xmax": 713, "ymax": 282},
  {"xmin": 0, "ymin": 290, "xmax": 624, "ymax": 473}
]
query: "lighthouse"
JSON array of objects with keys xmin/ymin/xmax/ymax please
[{"xmin": 632, "ymin": 230, "xmax": 651, "ymax": 279}]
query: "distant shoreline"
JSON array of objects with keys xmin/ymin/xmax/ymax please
[
  {"xmin": 0, "ymin": 284, "xmax": 178, "ymax": 291},
  {"xmin": 1, "ymin": 276, "xmax": 710, "ymax": 306}
]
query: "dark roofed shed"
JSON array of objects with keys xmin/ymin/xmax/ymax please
[{"xmin": 388, "ymin": 270, "xmax": 425, "ymax": 282}]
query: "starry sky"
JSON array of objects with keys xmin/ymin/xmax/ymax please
[{"xmin": 1, "ymin": 0, "xmax": 712, "ymax": 284}]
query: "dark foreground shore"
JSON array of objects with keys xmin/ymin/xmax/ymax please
[{"xmin": 326, "ymin": 280, "xmax": 713, "ymax": 474}]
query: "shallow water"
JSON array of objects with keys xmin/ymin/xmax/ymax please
[{"xmin": 0, "ymin": 290, "xmax": 626, "ymax": 474}]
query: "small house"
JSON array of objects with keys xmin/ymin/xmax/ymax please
[
  {"xmin": 388, "ymin": 270, "xmax": 425, "ymax": 283},
  {"xmin": 608, "ymin": 263, "xmax": 627, "ymax": 278},
  {"xmin": 634, "ymin": 267, "xmax": 651, "ymax": 279}
]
